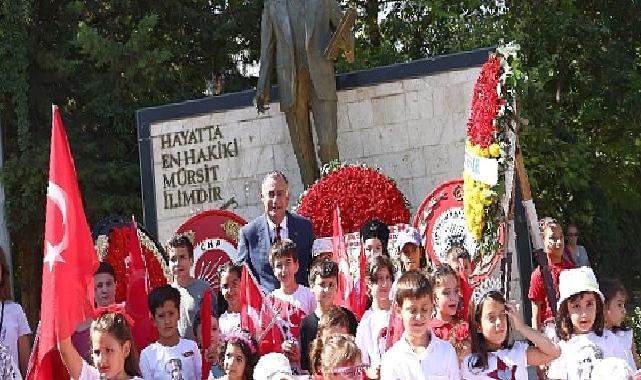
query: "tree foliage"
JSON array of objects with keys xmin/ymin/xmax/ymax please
[
  {"xmin": 0, "ymin": 0, "xmax": 262, "ymax": 323},
  {"xmin": 510, "ymin": 1, "xmax": 641, "ymax": 293}
]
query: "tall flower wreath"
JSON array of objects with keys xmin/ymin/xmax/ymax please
[
  {"xmin": 95, "ymin": 225, "xmax": 171, "ymax": 302},
  {"xmin": 464, "ymin": 42, "xmax": 523, "ymax": 256},
  {"xmin": 296, "ymin": 161, "xmax": 410, "ymax": 237}
]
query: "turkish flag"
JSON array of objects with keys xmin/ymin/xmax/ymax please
[
  {"xmin": 268, "ymin": 295, "xmax": 306, "ymax": 343},
  {"xmin": 26, "ymin": 105, "xmax": 99, "ymax": 379},
  {"xmin": 331, "ymin": 207, "xmax": 353, "ymax": 308},
  {"xmin": 239, "ymin": 265, "xmax": 284, "ymax": 355},
  {"xmin": 351, "ymin": 243, "xmax": 368, "ymax": 320},
  {"xmin": 125, "ymin": 216, "xmax": 158, "ymax": 352},
  {"xmin": 383, "ymin": 303, "xmax": 404, "ymax": 352},
  {"xmin": 457, "ymin": 271, "xmax": 473, "ymax": 323}
]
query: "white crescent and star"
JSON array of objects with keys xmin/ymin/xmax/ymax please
[{"xmin": 43, "ymin": 181, "xmax": 69, "ymax": 271}]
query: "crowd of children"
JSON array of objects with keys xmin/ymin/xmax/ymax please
[{"xmin": 51, "ymin": 219, "xmax": 641, "ymax": 380}]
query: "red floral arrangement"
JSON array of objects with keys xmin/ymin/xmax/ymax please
[
  {"xmin": 297, "ymin": 163, "xmax": 410, "ymax": 237},
  {"xmin": 466, "ymin": 56, "xmax": 503, "ymax": 148},
  {"xmin": 437, "ymin": 319, "xmax": 470, "ymax": 361},
  {"xmin": 99, "ymin": 226, "xmax": 170, "ymax": 302},
  {"xmin": 450, "ymin": 320, "xmax": 470, "ymax": 344}
]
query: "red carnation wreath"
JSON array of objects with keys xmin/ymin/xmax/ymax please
[
  {"xmin": 464, "ymin": 43, "xmax": 523, "ymax": 255},
  {"xmin": 95, "ymin": 226, "xmax": 170, "ymax": 303},
  {"xmin": 466, "ymin": 55, "xmax": 502, "ymax": 148},
  {"xmin": 297, "ymin": 162, "xmax": 410, "ymax": 237}
]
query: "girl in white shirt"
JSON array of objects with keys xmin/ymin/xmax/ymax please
[
  {"xmin": 219, "ymin": 328, "xmax": 259, "ymax": 380},
  {"xmin": 462, "ymin": 287, "xmax": 560, "ymax": 380},
  {"xmin": 0, "ymin": 248, "xmax": 31, "ymax": 378},
  {"xmin": 355, "ymin": 255, "xmax": 395, "ymax": 380},
  {"xmin": 600, "ymin": 278, "xmax": 640, "ymax": 371},
  {"xmin": 547, "ymin": 267, "xmax": 628, "ymax": 380},
  {"xmin": 59, "ymin": 309, "xmax": 142, "ymax": 380},
  {"xmin": 218, "ymin": 262, "xmax": 242, "ymax": 336},
  {"xmin": 0, "ymin": 343, "xmax": 20, "ymax": 380}
]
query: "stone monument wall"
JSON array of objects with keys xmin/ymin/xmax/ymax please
[{"xmin": 137, "ymin": 48, "xmax": 492, "ymax": 243}]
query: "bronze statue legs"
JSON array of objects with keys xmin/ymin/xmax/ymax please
[{"xmin": 284, "ymin": 68, "xmax": 339, "ymax": 187}]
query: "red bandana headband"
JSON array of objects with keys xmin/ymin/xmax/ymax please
[{"xmin": 93, "ymin": 304, "xmax": 135, "ymax": 327}]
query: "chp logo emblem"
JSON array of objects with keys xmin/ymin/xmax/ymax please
[{"xmin": 177, "ymin": 210, "xmax": 246, "ymax": 292}]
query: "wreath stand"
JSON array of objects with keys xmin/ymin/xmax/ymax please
[
  {"xmin": 462, "ymin": 45, "xmax": 558, "ymax": 326},
  {"xmin": 502, "ymin": 117, "xmax": 559, "ymax": 323}
]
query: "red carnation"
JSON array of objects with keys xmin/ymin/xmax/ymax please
[
  {"xmin": 298, "ymin": 165, "xmax": 410, "ymax": 237},
  {"xmin": 467, "ymin": 56, "xmax": 502, "ymax": 148},
  {"xmin": 453, "ymin": 321, "xmax": 470, "ymax": 341}
]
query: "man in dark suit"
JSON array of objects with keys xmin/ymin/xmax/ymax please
[
  {"xmin": 235, "ymin": 171, "xmax": 314, "ymax": 292},
  {"xmin": 255, "ymin": 0, "xmax": 354, "ymax": 187}
]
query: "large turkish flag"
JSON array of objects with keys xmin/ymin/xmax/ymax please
[{"xmin": 26, "ymin": 105, "xmax": 99, "ymax": 379}]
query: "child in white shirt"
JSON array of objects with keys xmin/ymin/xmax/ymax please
[
  {"xmin": 601, "ymin": 278, "xmax": 640, "ymax": 371},
  {"xmin": 269, "ymin": 240, "xmax": 316, "ymax": 315},
  {"xmin": 461, "ymin": 282, "xmax": 560, "ymax": 379},
  {"xmin": 547, "ymin": 268, "xmax": 628, "ymax": 380},
  {"xmin": 268, "ymin": 239, "xmax": 316, "ymax": 370},
  {"xmin": 219, "ymin": 328, "xmax": 259, "ymax": 380},
  {"xmin": 139, "ymin": 285, "xmax": 202, "ymax": 379},
  {"xmin": 355, "ymin": 255, "xmax": 395, "ymax": 380},
  {"xmin": 218, "ymin": 262, "xmax": 242, "ymax": 336},
  {"xmin": 380, "ymin": 271, "xmax": 460, "ymax": 380},
  {"xmin": 58, "ymin": 309, "xmax": 143, "ymax": 380}
]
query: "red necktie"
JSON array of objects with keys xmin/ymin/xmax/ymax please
[{"xmin": 274, "ymin": 225, "xmax": 282, "ymax": 243}]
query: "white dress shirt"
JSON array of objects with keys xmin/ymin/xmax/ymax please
[
  {"xmin": 380, "ymin": 333, "xmax": 460, "ymax": 380},
  {"xmin": 266, "ymin": 215, "xmax": 289, "ymax": 242}
]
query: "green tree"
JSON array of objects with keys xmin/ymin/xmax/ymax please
[
  {"xmin": 338, "ymin": 0, "xmax": 507, "ymax": 72},
  {"xmin": 508, "ymin": 1, "xmax": 641, "ymax": 289},
  {"xmin": 1, "ymin": 0, "xmax": 263, "ymax": 324}
]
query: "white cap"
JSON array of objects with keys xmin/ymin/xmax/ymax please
[
  {"xmin": 312, "ymin": 237, "xmax": 333, "ymax": 257},
  {"xmin": 253, "ymin": 353, "xmax": 297, "ymax": 380},
  {"xmin": 395, "ymin": 227, "xmax": 421, "ymax": 251},
  {"xmin": 557, "ymin": 267, "xmax": 604, "ymax": 309}
]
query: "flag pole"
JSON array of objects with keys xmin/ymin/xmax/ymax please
[
  {"xmin": 131, "ymin": 215, "xmax": 150, "ymax": 291},
  {"xmin": 25, "ymin": 321, "xmax": 41, "ymax": 378},
  {"xmin": 381, "ymin": 295, "xmax": 397, "ymax": 354},
  {"xmin": 256, "ymin": 305, "xmax": 283, "ymax": 343}
]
